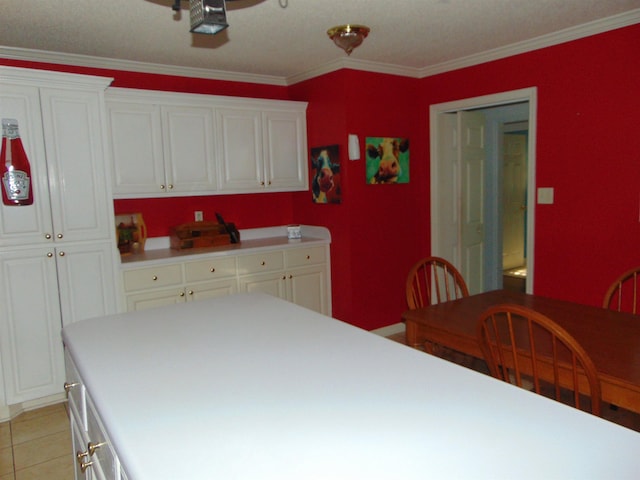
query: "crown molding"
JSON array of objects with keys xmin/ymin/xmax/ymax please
[
  {"xmin": 417, "ymin": 8, "xmax": 640, "ymax": 78},
  {"xmin": 0, "ymin": 46, "xmax": 288, "ymax": 86},
  {"xmin": 1, "ymin": 9, "xmax": 638, "ymax": 86}
]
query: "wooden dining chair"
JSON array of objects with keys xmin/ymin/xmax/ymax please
[
  {"xmin": 405, "ymin": 256, "xmax": 469, "ymax": 310},
  {"xmin": 477, "ymin": 304, "xmax": 602, "ymax": 416},
  {"xmin": 603, "ymin": 266, "xmax": 640, "ymax": 315},
  {"xmin": 405, "ymin": 256, "xmax": 469, "ymax": 358}
]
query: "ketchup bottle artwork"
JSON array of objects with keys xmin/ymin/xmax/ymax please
[{"xmin": 1, "ymin": 118, "xmax": 33, "ymax": 206}]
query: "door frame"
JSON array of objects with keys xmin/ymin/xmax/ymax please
[{"xmin": 429, "ymin": 87, "xmax": 537, "ymax": 293}]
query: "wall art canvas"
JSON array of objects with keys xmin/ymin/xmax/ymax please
[
  {"xmin": 310, "ymin": 144, "xmax": 341, "ymax": 204},
  {"xmin": 365, "ymin": 137, "xmax": 410, "ymax": 184}
]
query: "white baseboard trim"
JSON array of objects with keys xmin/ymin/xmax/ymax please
[
  {"xmin": 0, "ymin": 393, "xmax": 66, "ymax": 423},
  {"xmin": 371, "ymin": 322, "xmax": 405, "ymax": 337}
]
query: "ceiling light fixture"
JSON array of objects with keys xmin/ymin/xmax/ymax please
[
  {"xmin": 171, "ymin": 0, "xmax": 230, "ymax": 35},
  {"xmin": 327, "ymin": 24, "xmax": 370, "ymax": 55}
]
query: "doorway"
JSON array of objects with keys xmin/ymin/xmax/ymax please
[{"xmin": 429, "ymin": 88, "xmax": 537, "ymax": 294}]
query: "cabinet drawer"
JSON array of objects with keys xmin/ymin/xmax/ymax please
[
  {"xmin": 86, "ymin": 394, "xmax": 119, "ymax": 480},
  {"xmin": 64, "ymin": 350, "xmax": 86, "ymax": 429},
  {"xmin": 237, "ymin": 251, "xmax": 284, "ymax": 274},
  {"xmin": 184, "ymin": 256, "xmax": 237, "ymax": 283},
  {"xmin": 123, "ymin": 264, "xmax": 183, "ymax": 292},
  {"xmin": 285, "ymin": 246, "xmax": 326, "ymax": 268}
]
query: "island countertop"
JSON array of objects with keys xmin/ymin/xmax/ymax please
[{"xmin": 62, "ymin": 293, "xmax": 640, "ymax": 479}]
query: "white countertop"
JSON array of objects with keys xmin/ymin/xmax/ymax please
[
  {"xmin": 62, "ymin": 293, "xmax": 640, "ymax": 479},
  {"xmin": 120, "ymin": 225, "xmax": 331, "ymax": 267}
]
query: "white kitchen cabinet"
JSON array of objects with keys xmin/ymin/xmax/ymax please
[
  {"xmin": 106, "ymin": 90, "xmax": 217, "ymax": 198},
  {"xmin": 0, "ymin": 67, "xmax": 120, "ymax": 416},
  {"xmin": 237, "ymin": 245, "xmax": 329, "ymax": 314},
  {"xmin": 121, "ymin": 231, "xmax": 331, "ymax": 316},
  {"xmin": 123, "ymin": 256, "xmax": 238, "ymax": 311},
  {"xmin": 216, "ymin": 104, "xmax": 308, "ymax": 193},
  {"xmin": 105, "ymin": 88, "xmax": 307, "ymax": 198}
]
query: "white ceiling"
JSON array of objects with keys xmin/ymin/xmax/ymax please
[{"xmin": 1, "ymin": 0, "xmax": 639, "ymax": 85}]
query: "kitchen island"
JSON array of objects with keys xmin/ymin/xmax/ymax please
[{"xmin": 62, "ymin": 293, "xmax": 640, "ymax": 479}]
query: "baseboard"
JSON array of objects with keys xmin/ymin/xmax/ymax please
[
  {"xmin": 0, "ymin": 393, "xmax": 66, "ymax": 422},
  {"xmin": 371, "ymin": 322, "xmax": 405, "ymax": 337}
]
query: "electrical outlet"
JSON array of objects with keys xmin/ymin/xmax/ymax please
[{"xmin": 194, "ymin": 211, "xmax": 203, "ymax": 222}]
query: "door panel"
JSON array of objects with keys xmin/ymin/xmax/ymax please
[{"xmin": 502, "ymin": 133, "xmax": 527, "ymax": 270}]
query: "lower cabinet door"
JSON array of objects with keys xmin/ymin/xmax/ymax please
[
  {"xmin": 0, "ymin": 247, "xmax": 65, "ymax": 404},
  {"xmin": 287, "ymin": 265, "xmax": 328, "ymax": 315},
  {"xmin": 238, "ymin": 271, "xmax": 287, "ymax": 300},
  {"xmin": 186, "ymin": 279, "xmax": 238, "ymax": 302},
  {"xmin": 71, "ymin": 413, "xmax": 91, "ymax": 480},
  {"xmin": 126, "ymin": 288, "xmax": 187, "ymax": 311}
]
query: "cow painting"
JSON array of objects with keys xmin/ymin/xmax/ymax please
[
  {"xmin": 310, "ymin": 145, "xmax": 341, "ymax": 204},
  {"xmin": 365, "ymin": 137, "xmax": 410, "ymax": 184}
]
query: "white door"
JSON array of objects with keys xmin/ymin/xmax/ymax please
[
  {"xmin": 0, "ymin": 247, "xmax": 65, "ymax": 404},
  {"xmin": 502, "ymin": 133, "xmax": 527, "ymax": 270},
  {"xmin": 162, "ymin": 105, "xmax": 217, "ymax": 193},
  {"xmin": 459, "ymin": 111, "xmax": 486, "ymax": 294},
  {"xmin": 263, "ymin": 110, "xmax": 307, "ymax": 190},
  {"xmin": 40, "ymin": 88, "xmax": 113, "ymax": 242}
]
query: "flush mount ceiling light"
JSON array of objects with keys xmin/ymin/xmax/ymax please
[{"xmin": 327, "ymin": 24, "xmax": 370, "ymax": 55}]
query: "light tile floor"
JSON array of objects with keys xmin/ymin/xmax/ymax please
[{"xmin": 0, "ymin": 403, "xmax": 72, "ymax": 480}]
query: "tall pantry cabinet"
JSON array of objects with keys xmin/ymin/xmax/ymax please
[{"xmin": 0, "ymin": 67, "xmax": 120, "ymax": 416}]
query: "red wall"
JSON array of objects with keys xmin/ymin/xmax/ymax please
[
  {"xmin": 417, "ymin": 24, "xmax": 640, "ymax": 307},
  {"xmin": 3, "ymin": 22, "xmax": 639, "ymax": 329}
]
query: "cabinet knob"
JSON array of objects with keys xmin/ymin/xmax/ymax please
[
  {"xmin": 268, "ymin": 180, "xmax": 272, "ymax": 186},
  {"xmin": 44, "ymin": 233, "xmax": 52, "ymax": 239},
  {"xmin": 57, "ymin": 233, "xmax": 63, "ymax": 239},
  {"xmin": 88, "ymin": 441, "xmax": 105, "ymax": 456},
  {"xmin": 289, "ymin": 274, "xmax": 293, "ymax": 279},
  {"xmin": 64, "ymin": 381, "xmax": 79, "ymax": 392},
  {"xmin": 261, "ymin": 261, "xmax": 266, "ymax": 266},
  {"xmin": 168, "ymin": 184, "xmax": 174, "ymax": 190},
  {"xmin": 47, "ymin": 252, "xmax": 53, "ymax": 258},
  {"xmin": 80, "ymin": 460, "xmax": 94, "ymax": 473},
  {"xmin": 76, "ymin": 450, "xmax": 88, "ymax": 463},
  {"xmin": 59, "ymin": 251, "xmax": 65, "ymax": 257},
  {"xmin": 160, "ymin": 184, "xmax": 166, "ymax": 190},
  {"xmin": 152, "ymin": 275, "xmax": 158, "ymax": 281},
  {"xmin": 306, "ymin": 255, "xmax": 311, "ymax": 260},
  {"xmin": 260, "ymin": 181, "xmax": 265, "ymax": 186},
  {"xmin": 210, "ymin": 267, "xmax": 215, "ymax": 273},
  {"xmin": 179, "ymin": 291, "xmax": 185, "ymax": 297},
  {"xmin": 188, "ymin": 290, "xmax": 194, "ymax": 296},
  {"xmin": 282, "ymin": 275, "xmax": 286, "ymax": 280}
]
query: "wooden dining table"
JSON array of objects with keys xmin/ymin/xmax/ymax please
[{"xmin": 402, "ymin": 289, "xmax": 640, "ymax": 414}]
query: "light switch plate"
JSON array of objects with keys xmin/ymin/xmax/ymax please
[
  {"xmin": 194, "ymin": 211, "xmax": 203, "ymax": 221},
  {"xmin": 537, "ymin": 187, "xmax": 554, "ymax": 204}
]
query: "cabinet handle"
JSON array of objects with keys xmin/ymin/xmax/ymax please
[
  {"xmin": 47, "ymin": 252, "xmax": 53, "ymax": 258},
  {"xmin": 59, "ymin": 251, "xmax": 65, "ymax": 257},
  {"xmin": 64, "ymin": 381, "xmax": 79, "ymax": 393},
  {"xmin": 160, "ymin": 184, "xmax": 166, "ymax": 190},
  {"xmin": 260, "ymin": 181, "xmax": 265, "ymax": 186},
  {"xmin": 289, "ymin": 274, "xmax": 293, "ymax": 279},
  {"xmin": 306, "ymin": 255, "xmax": 311, "ymax": 260},
  {"xmin": 80, "ymin": 460, "xmax": 94, "ymax": 473},
  {"xmin": 57, "ymin": 233, "xmax": 63, "ymax": 239},
  {"xmin": 88, "ymin": 441, "xmax": 106, "ymax": 456},
  {"xmin": 76, "ymin": 450, "xmax": 88, "ymax": 464},
  {"xmin": 168, "ymin": 184, "xmax": 174, "ymax": 190},
  {"xmin": 261, "ymin": 261, "xmax": 266, "ymax": 266},
  {"xmin": 268, "ymin": 180, "xmax": 272, "ymax": 185},
  {"xmin": 188, "ymin": 290, "xmax": 194, "ymax": 296},
  {"xmin": 282, "ymin": 275, "xmax": 286, "ymax": 280},
  {"xmin": 179, "ymin": 291, "xmax": 185, "ymax": 297},
  {"xmin": 210, "ymin": 267, "xmax": 216, "ymax": 273},
  {"xmin": 45, "ymin": 233, "xmax": 52, "ymax": 239},
  {"xmin": 152, "ymin": 275, "xmax": 158, "ymax": 281}
]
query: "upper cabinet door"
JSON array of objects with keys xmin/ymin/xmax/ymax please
[
  {"xmin": 216, "ymin": 107, "xmax": 264, "ymax": 192},
  {"xmin": 0, "ymin": 84, "xmax": 54, "ymax": 247},
  {"xmin": 161, "ymin": 105, "xmax": 217, "ymax": 194},
  {"xmin": 263, "ymin": 109, "xmax": 308, "ymax": 191},
  {"xmin": 106, "ymin": 101, "xmax": 166, "ymax": 197},
  {"xmin": 40, "ymin": 88, "xmax": 113, "ymax": 242}
]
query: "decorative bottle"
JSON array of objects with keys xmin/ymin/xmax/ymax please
[{"xmin": 1, "ymin": 118, "xmax": 33, "ymax": 206}]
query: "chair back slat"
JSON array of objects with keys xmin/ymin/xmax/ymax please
[
  {"xmin": 406, "ymin": 257, "xmax": 469, "ymax": 310},
  {"xmin": 603, "ymin": 266, "xmax": 640, "ymax": 315},
  {"xmin": 477, "ymin": 304, "xmax": 602, "ymax": 416}
]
